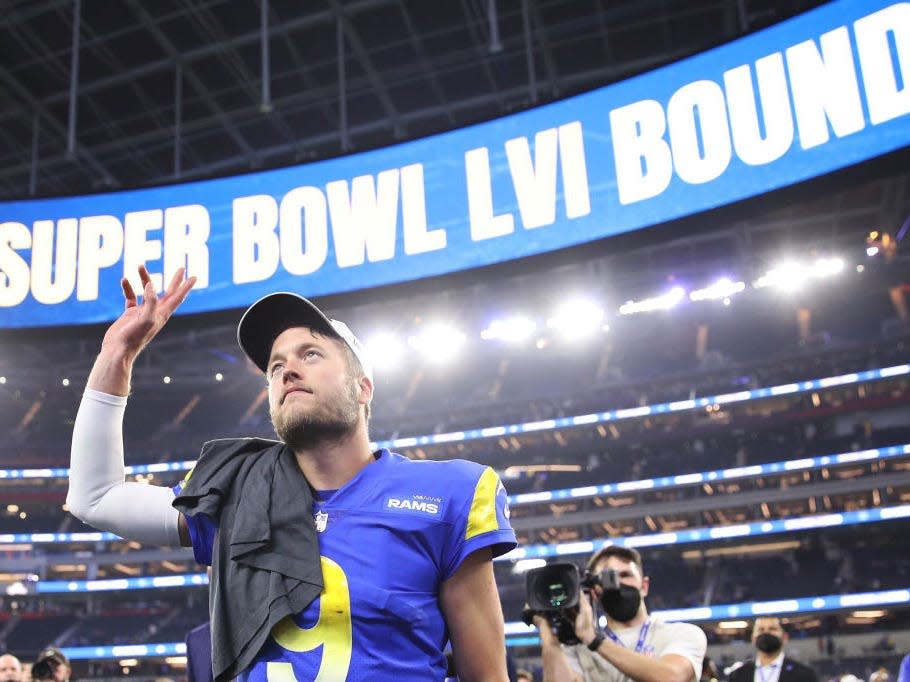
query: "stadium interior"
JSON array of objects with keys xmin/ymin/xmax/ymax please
[{"xmin": 1, "ymin": 1, "xmax": 909, "ymax": 681}]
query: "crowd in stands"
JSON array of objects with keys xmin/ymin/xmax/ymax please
[{"xmin": 1, "ymin": 278, "xmax": 906, "ymax": 470}]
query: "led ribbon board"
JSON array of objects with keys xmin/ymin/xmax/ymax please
[
  {"xmin": 503, "ymin": 587, "xmax": 910, "ymax": 641},
  {"xmin": 8, "ymin": 502, "xmax": 909, "ymax": 548},
  {"xmin": 1, "ymin": 0, "xmax": 908, "ymax": 327},
  {"xmin": 45, "ymin": 587, "xmax": 910, "ymax": 657}
]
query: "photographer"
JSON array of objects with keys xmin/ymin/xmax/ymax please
[
  {"xmin": 30, "ymin": 648, "xmax": 70, "ymax": 682},
  {"xmin": 531, "ymin": 546, "xmax": 706, "ymax": 682}
]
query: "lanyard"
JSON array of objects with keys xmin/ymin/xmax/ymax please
[{"xmin": 603, "ymin": 619, "xmax": 651, "ymax": 653}]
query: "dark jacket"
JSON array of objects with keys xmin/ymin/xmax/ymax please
[
  {"xmin": 173, "ymin": 437, "xmax": 323, "ymax": 682},
  {"xmin": 728, "ymin": 656, "xmax": 818, "ymax": 682}
]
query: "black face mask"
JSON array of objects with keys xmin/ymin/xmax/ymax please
[
  {"xmin": 599, "ymin": 584, "xmax": 641, "ymax": 622},
  {"xmin": 755, "ymin": 633, "xmax": 783, "ymax": 654}
]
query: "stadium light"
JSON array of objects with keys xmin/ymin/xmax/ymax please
[
  {"xmin": 5, "ymin": 581, "xmax": 27, "ymax": 596},
  {"xmin": 753, "ymin": 257, "xmax": 845, "ymax": 291},
  {"xmin": 547, "ymin": 298, "xmax": 606, "ymax": 340},
  {"xmin": 481, "ymin": 316, "xmax": 537, "ymax": 343},
  {"xmin": 512, "ymin": 558, "xmax": 547, "ymax": 574},
  {"xmin": 409, "ymin": 324, "xmax": 466, "ymax": 364},
  {"xmin": 619, "ymin": 286, "xmax": 685, "ymax": 315},
  {"xmin": 753, "ymin": 262, "xmax": 807, "ymax": 291},
  {"xmin": 689, "ymin": 278, "xmax": 745, "ymax": 303},
  {"xmin": 811, "ymin": 256, "xmax": 844, "ymax": 276},
  {"xmin": 364, "ymin": 331, "xmax": 406, "ymax": 371}
]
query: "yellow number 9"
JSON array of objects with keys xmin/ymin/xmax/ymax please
[{"xmin": 267, "ymin": 557, "xmax": 352, "ymax": 682}]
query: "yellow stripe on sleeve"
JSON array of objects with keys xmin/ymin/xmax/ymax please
[
  {"xmin": 175, "ymin": 468, "xmax": 194, "ymax": 494},
  {"xmin": 466, "ymin": 467, "xmax": 500, "ymax": 540}
]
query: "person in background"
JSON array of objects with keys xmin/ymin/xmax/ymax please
[
  {"xmin": 898, "ymin": 653, "xmax": 910, "ymax": 682},
  {"xmin": 869, "ymin": 664, "xmax": 891, "ymax": 682},
  {"xmin": 185, "ymin": 621, "xmax": 213, "ymax": 682},
  {"xmin": 699, "ymin": 656, "xmax": 719, "ymax": 682},
  {"xmin": 727, "ymin": 617, "xmax": 818, "ymax": 682},
  {"xmin": 0, "ymin": 654, "xmax": 22, "ymax": 682},
  {"xmin": 30, "ymin": 648, "xmax": 70, "ymax": 682},
  {"xmin": 533, "ymin": 545, "xmax": 706, "ymax": 681}
]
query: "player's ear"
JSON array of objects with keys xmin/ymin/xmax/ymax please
[{"xmin": 358, "ymin": 375, "xmax": 373, "ymax": 406}]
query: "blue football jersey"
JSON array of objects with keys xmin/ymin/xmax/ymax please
[{"xmin": 177, "ymin": 449, "xmax": 516, "ymax": 681}]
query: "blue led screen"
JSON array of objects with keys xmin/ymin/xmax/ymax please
[{"xmin": 1, "ymin": 0, "xmax": 908, "ymax": 327}]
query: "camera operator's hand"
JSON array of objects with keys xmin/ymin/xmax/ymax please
[
  {"xmin": 532, "ymin": 613, "xmax": 561, "ymax": 648},
  {"xmin": 532, "ymin": 612, "xmax": 584, "ymax": 682},
  {"xmin": 573, "ymin": 590, "xmax": 600, "ymax": 648}
]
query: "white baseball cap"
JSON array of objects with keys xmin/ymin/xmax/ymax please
[{"xmin": 237, "ymin": 292, "xmax": 373, "ymax": 383}]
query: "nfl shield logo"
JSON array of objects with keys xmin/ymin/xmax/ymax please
[{"xmin": 314, "ymin": 511, "xmax": 329, "ymax": 533}]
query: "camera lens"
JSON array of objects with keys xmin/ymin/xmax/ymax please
[
  {"xmin": 31, "ymin": 659, "xmax": 58, "ymax": 681},
  {"xmin": 546, "ymin": 581, "xmax": 570, "ymax": 607}
]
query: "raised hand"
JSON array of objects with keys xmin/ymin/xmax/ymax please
[
  {"xmin": 89, "ymin": 265, "xmax": 197, "ymax": 395},
  {"xmin": 100, "ymin": 265, "xmax": 197, "ymax": 358}
]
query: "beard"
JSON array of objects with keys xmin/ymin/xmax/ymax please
[{"xmin": 270, "ymin": 379, "xmax": 361, "ymax": 450}]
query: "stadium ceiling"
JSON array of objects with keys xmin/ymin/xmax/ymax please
[
  {"xmin": 0, "ymin": 0, "xmax": 832, "ymax": 200},
  {"xmin": 1, "ymin": 0, "xmax": 908, "ymax": 378}
]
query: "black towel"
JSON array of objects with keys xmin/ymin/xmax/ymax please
[{"xmin": 173, "ymin": 437, "xmax": 324, "ymax": 682}]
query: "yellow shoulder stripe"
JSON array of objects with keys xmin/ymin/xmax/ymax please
[
  {"xmin": 466, "ymin": 467, "xmax": 499, "ymax": 540},
  {"xmin": 177, "ymin": 468, "xmax": 194, "ymax": 491}
]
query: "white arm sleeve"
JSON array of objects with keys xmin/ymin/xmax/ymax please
[{"xmin": 67, "ymin": 387, "xmax": 182, "ymax": 547}]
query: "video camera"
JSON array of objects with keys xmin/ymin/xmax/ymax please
[
  {"xmin": 32, "ymin": 647, "xmax": 68, "ymax": 682},
  {"xmin": 31, "ymin": 657, "xmax": 60, "ymax": 681},
  {"xmin": 521, "ymin": 562, "xmax": 620, "ymax": 645}
]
